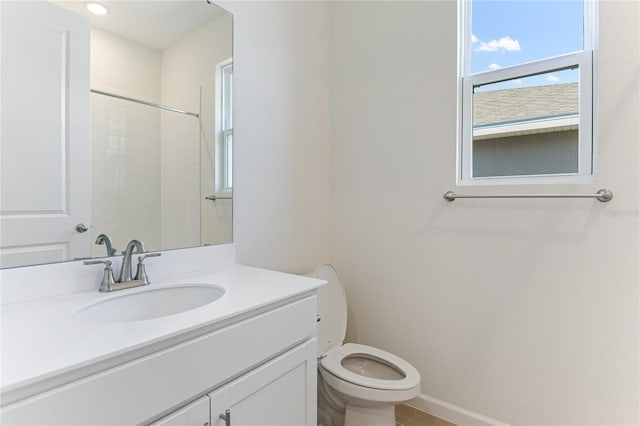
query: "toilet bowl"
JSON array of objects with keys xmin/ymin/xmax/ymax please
[{"xmin": 311, "ymin": 263, "xmax": 421, "ymax": 426}]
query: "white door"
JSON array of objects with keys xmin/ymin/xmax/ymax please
[
  {"xmin": 0, "ymin": 1, "xmax": 91, "ymax": 268},
  {"xmin": 209, "ymin": 340, "xmax": 317, "ymax": 426},
  {"xmin": 151, "ymin": 396, "xmax": 210, "ymax": 426}
]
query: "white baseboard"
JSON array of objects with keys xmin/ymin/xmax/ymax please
[{"xmin": 406, "ymin": 393, "xmax": 511, "ymax": 426}]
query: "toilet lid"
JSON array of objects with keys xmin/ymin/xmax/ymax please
[{"xmin": 313, "ymin": 263, "xmax": 347, "ymax": 357}]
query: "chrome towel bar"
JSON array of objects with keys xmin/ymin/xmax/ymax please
[
  {"xmin": 443, "ymin": 188, "xmax": 613, "ymax": 203},
  {"xmin": 205, "ymin": 195, "xmax": 233, "ymax": 201}
]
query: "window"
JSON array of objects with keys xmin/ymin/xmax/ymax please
[
  {"xmin": 459, "ymin": 0, "xmax": 596, "ymax": 183},
  {"xmin": 216, "ymin": 59, "xmax": 233, "ymax": 191}
]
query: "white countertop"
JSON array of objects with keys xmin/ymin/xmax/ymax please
[{"xmin": 1, "ymin": 262, "xmax": 325, "ymax": 404}]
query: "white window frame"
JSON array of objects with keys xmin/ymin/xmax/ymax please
[
  {"xmin": 215, "ymin": 58, "xmax": 233, "ymax": 192},
  {"xmin": 457, "ymin": 0, "xmax": 598, "ymax": 185}
]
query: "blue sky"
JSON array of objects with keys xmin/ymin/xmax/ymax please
[{"xmin": 471, "ymin": 0, "xmax": 583, "ymax": 90}]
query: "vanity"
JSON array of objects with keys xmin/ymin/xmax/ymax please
[{"xmin": 1, "ymin": 245, "xmax": 325, "ymax": 425}]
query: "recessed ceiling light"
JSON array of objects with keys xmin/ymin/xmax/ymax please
[{"xmin": 86, "ymin": 2, "xmax": 108, "ymax": 15}]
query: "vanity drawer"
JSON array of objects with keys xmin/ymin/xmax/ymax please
[{"xmin": 1, "ymin": 295, "xmax": 317, "ymax": 425}]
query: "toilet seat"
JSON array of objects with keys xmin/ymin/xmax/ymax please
[
  {"xmin": 312, "ymin": 263, "xmax": 421, "ymax": 393},
  {"xmin": 321, "ymin": 343, "xmax": 421, "ymax": 391}
]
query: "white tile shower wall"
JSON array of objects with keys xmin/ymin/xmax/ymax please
[
  {"xmin": 159, "ymin": 13, "xmax": 233, "ymax": 250},
  {"xmin": 90, "ymin": 29, "xmax": 162, "ymax": 256}
]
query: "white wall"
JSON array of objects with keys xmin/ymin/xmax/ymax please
[
  {"xmin": 160, "ymin": 13, "xmax": 233, "ymax": 249},
  {"xmin": 330, "ymin": 1, "xmax": 639, "ymax": 425},
  {"xmin": 222, "ymin": 1, "xmax": 332, "ymax": 273},
  {"xmin": 90, "ymin": 29, "xmax": 161, "ymax": 256},
  {"xmin": 224, "ymin": 0, "xmax": 637, "ymax": 423}
]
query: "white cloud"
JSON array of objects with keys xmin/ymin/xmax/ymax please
[
  {"xmin": 475, "ymin": 36, "xmax": 521, "ymax": 53},
  {"xmin": 511, "ymin": 79, "xmax": 523, "ymax": 85},
  {"xmin": 547, "ymin": 75, "xmax": 560, "ymax": 82},
  {"xmin": 471, "ymin": 34, "xmax": 479, "ymax": 43},
  {"xmin": 488, "ymin": 63, "xmax": 502, "ymax": 70}
]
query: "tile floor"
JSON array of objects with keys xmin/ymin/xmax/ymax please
[{"xmin": 395, "ymin": 404, "xmax": 457, "ymax": 426}]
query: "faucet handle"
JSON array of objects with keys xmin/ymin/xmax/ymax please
[
  {"xmin": 83, "ymin": 260, "xmax": 116, "ymax": 292},
  {"xmin": 138, "ymin": 252, "xmax": 161, "ymax": 262},
  {"xmin": 83, "ymin": 259, "xmax": 113, "ymax": 267},
  {"xmin": 135, "ymin": 252, "xmax": 161, "ymax": 284}
]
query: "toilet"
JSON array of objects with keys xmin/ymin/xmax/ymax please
[{"xmin": 311, "ymin": 263, "xmax": 421, "ymax": 426}]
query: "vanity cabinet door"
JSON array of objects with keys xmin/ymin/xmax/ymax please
[
  {"xmin": 209, "ymin": 339, "xmax": 317, "ymax": 426},
  {"xmin": 151, "ymin": 396, "xmax": 210, "ymax": 426}
]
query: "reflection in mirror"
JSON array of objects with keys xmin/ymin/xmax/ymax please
[{"xmin": 0, "ymin": 1, "xmax": 233, "ymax": 268}]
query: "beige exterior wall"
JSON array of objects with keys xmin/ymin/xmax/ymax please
[{"xmin": 473, "ymin": 130, "xmax": 579, "ymax": 177}]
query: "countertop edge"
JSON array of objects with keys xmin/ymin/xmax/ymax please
[
  {"xmin": 1, "ymin": 263, "xmax": 326, "ymax": 406},
  {"xmin": 1, "ymin": 289, "xmax": 319, "ymax": 406}
]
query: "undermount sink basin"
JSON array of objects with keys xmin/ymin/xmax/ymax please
[{"xmin": 73, "ymin": 284, "xmax": 225, "ymax": 323}]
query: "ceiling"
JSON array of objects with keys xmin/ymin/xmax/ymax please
[{"xmin": 52, "ymin": 0, "xmax": 226, "ymax": 50}]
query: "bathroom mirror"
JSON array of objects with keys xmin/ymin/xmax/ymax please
[{"xmin": 0, "ymin": 0, "xmax": 233, "ymax": 268}]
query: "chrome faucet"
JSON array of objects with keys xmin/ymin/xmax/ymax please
[
  {"xmin": 120, "ymin": 239, "xmax": 146, "ymax": 282},
  {"xmin": 95, "ymin": 233, "xmax": 117, "ymax": 256},
  {"xmin": 84, "ymin": 239, "xmax": 161, "ymax": 292}
]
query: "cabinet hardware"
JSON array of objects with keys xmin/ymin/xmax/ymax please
[{"xmin": 219, "ymin": 409, "xmax": 231, "ymax": 426}]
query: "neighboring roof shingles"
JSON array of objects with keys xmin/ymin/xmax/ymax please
[{"xmin": 473, "ymin": 82, "xmax": 579, "ymax": 127}]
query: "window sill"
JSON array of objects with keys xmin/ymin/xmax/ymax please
[{"xmin": 457, "ymin": 173, "xmax": 596, "ymax": 187}]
